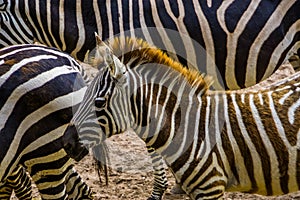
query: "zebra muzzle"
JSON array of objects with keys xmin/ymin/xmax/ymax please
[{"xmin": 63, "ymin": 124, "xmax": 89, "ymax": 161}]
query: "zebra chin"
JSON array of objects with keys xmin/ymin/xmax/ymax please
[{"xmin": 62, "ymin": 124, "xmax": 89, "ymax": 161}]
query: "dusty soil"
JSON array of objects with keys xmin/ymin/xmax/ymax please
[
  {"xmin": 75, "ymin": 130, "xmax": 300, "ymax": 200},
  {"xmin": 11, "ymin": 63, "xmax": 300, "ymax": 200}
]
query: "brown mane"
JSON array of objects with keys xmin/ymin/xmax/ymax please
[{"xmin": 106, "ymin": 37, "xmax": 212, "ymax": 92}]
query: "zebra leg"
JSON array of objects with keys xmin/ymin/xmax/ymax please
[
  {"xmin": 0, "ymin": 182, "xmax": 13, "ymax": 200},
  {"xmin": 9, "ymin": 166, "xmax": 33, "ymax": 200},
  {"xmin": 33, "ymin": 173, "xmax": 68, "ymax": 200},
  {"xmin": 0, "ymin": 165, "xmax": 32, "ymax": 200},
  {"xmin": 65, "ymin": 165, "xmax": 93, "ymax": 199},
  {"xmin": 147, "ymin": 147, "xmax": 168, "ymax": 200},
  {"xmin": 28, "ymin": 155, "xmax": 72, "ymax": 200},
  {"xmin": 29, "ymin": 155, "xmax": 92, "ymax": 200}
]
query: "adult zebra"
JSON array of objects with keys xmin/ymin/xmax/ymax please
[
  {"xmin": 0, "ymin": 44, "xmax": 94, "ymax": 199},
  {"xmin": 0, "ymin": 0, "xmax": 299, "ymax": 89},
  {"xmin": 63, "ymin": 37, "xmax": 300, "ymax": 200}
]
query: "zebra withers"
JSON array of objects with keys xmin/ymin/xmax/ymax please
[
  {"xmin": 63, "ymin": 37, "xmax": 300, "ymax": 200},
  {"xmin": 0, "ymin": 44, "xmax": 93, "ymax": 199},
  {"xmin": 0, "ymin": 0, "xmax": 299, "ymax": 89}
]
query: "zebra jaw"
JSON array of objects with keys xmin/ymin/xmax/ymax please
[{"xmin": 63, "ymin": 124, "xmax": 89, "ymax": 161}]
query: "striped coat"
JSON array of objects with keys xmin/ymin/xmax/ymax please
[
  {"xmin": 63, "ymin": 37, "xmax": 300, "ymax": 199},
  {"xmin": 0, "ymin": 44, "xmax": 92, "ymax": 199},
  {"xmin": 0, "ymin": 0, "xmax": 299, "ymax": 89}
]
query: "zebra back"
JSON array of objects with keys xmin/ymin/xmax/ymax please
[{"xmin": 0, "ymin": 0, "xmax": 299, "ymax": 89}]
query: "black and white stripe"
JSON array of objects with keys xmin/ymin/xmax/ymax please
[
  {"xmin": 63, "ymin": 37, "xmax": 300, "ymax": 200},
  {"xmin": 0, "ymin": 44, "xmax": 93, "ymax": 199},
  {"xmin": 0, "ymin": 0, "xmax": 299, "ymax": 89},
  {"xmin": 0, "ymin": 165, "xmax": 32, "ymax": 200}
]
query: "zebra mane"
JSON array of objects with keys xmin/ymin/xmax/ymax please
[{"xmin": 106, "ymin": 37, "xmax": 212, "ymax": 92}]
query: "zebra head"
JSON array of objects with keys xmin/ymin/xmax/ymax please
[
  {"xmin": 0, "ymin": 0, "xmax": 34, "ymax": 47},
  {"xmin": 63, "ymin": 36, "xmax": 130, "ymax": 160}
]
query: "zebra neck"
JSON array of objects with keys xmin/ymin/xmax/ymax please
[{"xmin": 127, "ymin": 66, "xmax": 208, "ymax": 162}]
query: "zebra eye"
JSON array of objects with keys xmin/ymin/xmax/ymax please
[{"xmin": 95, "ymin": 97, "xmax": 107, "ymax": 108}]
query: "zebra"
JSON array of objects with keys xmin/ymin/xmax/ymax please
[
  {"xmin": 63, "ymin": 37, "xmax": 300, "ymax": 200},
  {"xmin": 2, "ymin": 0, "xmax": 300, "ymax": 193},
  {"xmin": 0, "ymin": 0, "xmax": 299, "ymax": 90},
  {"xmin": 0, "ymin": 165, "xmax": 32, "ymax": 200},
  {"xmin": 0, "ymin": 43, "xmax": 95, "ymax": 199}
]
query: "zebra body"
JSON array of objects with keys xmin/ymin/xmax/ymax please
[
  {"xmin": 0, "ymin": 0, "xmax": 299, "ymax": 89},
  {"xmin": 63, "ymin": 37, "xmax": 300, "ymax": 199},
  {"xmin": 0, "ymin": 44, "xmax": 92, "ymax": 199}
]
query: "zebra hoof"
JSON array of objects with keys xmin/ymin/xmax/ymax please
[{"xmin": 170, "ymin": 184, "xmax": 185, "ymax": 194}]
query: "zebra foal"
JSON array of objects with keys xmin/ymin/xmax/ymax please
[
  {"xmin": 63, "ymin": 37, "xmax": 300, "ymax": 199},
  {"xmin": 0, "ymin": 44, "xmax": 94, "ymax": 199}
]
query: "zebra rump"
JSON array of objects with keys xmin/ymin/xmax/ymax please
[{"xmin": 0, "ymin": 44, "xmax": 94, "ymax": 199}]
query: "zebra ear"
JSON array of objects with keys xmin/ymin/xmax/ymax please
[
  {"xmin": 94, "ymin": 33, "xmax": 114, "ymax": 70},
  {"xmin": 95, "ymin": 34, "xmax": 127, "ymax": 81},
  {"xmin": 109, "ymin": 55, "xmax": 127, "ymax": 81}
]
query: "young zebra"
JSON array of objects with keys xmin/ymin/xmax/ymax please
[
  {"xmin": 63, "ymin": 37, "xmax": 300, "ymax": 200},
  {"xmin": 0, "ymin": 44, "xmax": 94, "ymax": 199}
]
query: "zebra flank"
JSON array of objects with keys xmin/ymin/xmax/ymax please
[
  {"xmin": 63, "ymin": 37, "xmax": 300, "ymax": 200},
  {"xmin": 0, "ymin": 44, "xmax": 93, "ymax": 199},
  {"xmin": 0, "ymin": 0, "xmax": 299, "ymax": 89}
]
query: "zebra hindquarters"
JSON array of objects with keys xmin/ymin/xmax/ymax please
[{"xmin": 0, "ymin": 165, "xmax": 32, "ymax": 200}]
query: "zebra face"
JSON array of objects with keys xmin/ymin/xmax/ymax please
[
  {"xmin": 64, "ymin": 41, "xmax": 129, "ymax": 159},
  {"xmin": 63, "ymin": 71, "xmax": 108, "ymax": 159},
  {"xmin": 92, "ymin": 45, "xmax": 129, "ymax": 135}
]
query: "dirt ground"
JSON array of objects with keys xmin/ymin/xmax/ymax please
[
  {"xmin": 11, "ymin": 63, "xmax": 300, "ymax": 200},
  {"xmin": 75, "ymin": 130, "xmax": 300, "ymax": 200}
]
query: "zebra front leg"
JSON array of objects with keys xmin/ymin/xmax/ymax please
[
  {"xmin": 27, "ymin": 155, "xmax": 73, "ymax": 200},
  {"xmin": 147, "ymin": 147, "xmax": 168, "ymax": 200},
  {"xmin": 65, "ymin": 165, "xmax": 93, "ymax": 199}
]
